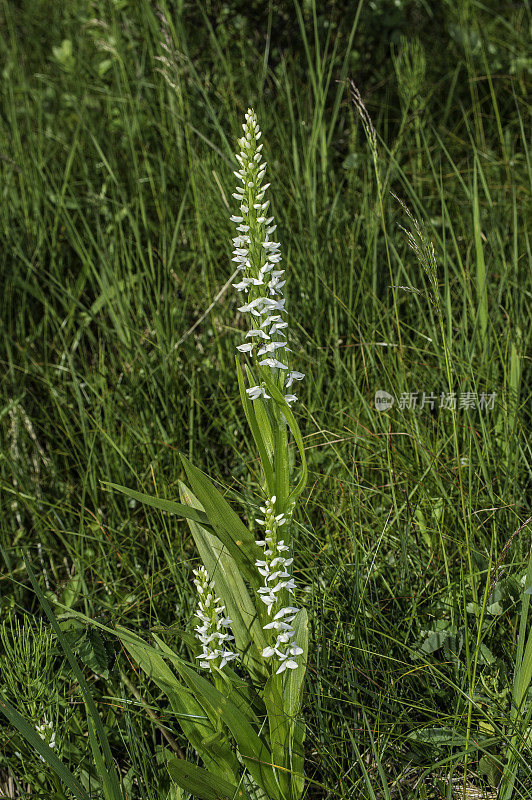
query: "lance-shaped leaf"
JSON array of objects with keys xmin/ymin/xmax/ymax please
[
  {"xmin": 284, "ymin": 609, "xmax": 309, "ymax": 720},
  {"xmin": 236, "ymin": 358, "xmax": 274, "ymax": 493},
  {"xmin": 179, "ymin": 481, "xmax": 269, "ymax": 682},
  {"xmin": 116, "ymin": 626, "xmax": 240, "ymax": 782},
  {"xmin": 152, "ymin": 647, "xmax": 281, "ymax": 799},
  {"xmin": 167, "ymin": 758, "xmax": 245, "ymax": 800},
  {"xmin": 153, "ymin": 633, "xmax": 264, "ymax": 728},
  {"xmin": 0, "ymin": 696, "xmax": 90, "ymax": 800},
  {"xmin": 252, "ymin": 398, "xmax": 274, "ymax": 463},
  {"xmin": 103, "ymin": 482, "xmax": 213, "ymax": 530},
  {"xmin": 272, "ymin": 414, "xmax": 290, "ymax": 510},
  {"xmin": 288, "ymin": 717, "xmax": 306, "ymax": 800},
  {"xmin": 284, "ymin": 609, "xmax": 308, "ymax": 799},
  {"xmin": 263, "ymin": 675, "xmax": 291, "ymax": 799},
  {"xmin": 260, "ymin": 373, "xmax": 307, "ymax": 504},
  {"xmin": 180, "ymin": 455, "xmax": 262, "ymax": 586}
]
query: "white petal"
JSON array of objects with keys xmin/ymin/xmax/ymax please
[
  {"xmin": 246, "ymin": 328, "xmax": 269, "ymax": 339},
  {"xmin": 273, "ymin": 607, "xmax": 299, "ymax": 619},
  {"xmin": 257, "ymin": 342, "xmax": 286, "ymax": 356},
  {"xmin": 259, "ymin": 358, "xmax": 289, "ymax": 370}
]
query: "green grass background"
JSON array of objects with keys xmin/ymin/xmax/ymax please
[{"xmin": 0, "ymin": 0, "xmax": 530, "ymax": 797}]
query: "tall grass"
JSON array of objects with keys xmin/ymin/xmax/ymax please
[{"xmin": 1, "ymin": 1, "xmax": 530, "ymax": 797}]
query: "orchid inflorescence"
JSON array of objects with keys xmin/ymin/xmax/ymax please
[
  {"xmin": 36, "ymin": 718, "xmax": 57, "ymax": 763},
  {"xmin": 231, "ymin": 109, "xmax": 304, "ymax": 676},
  {"xmin": 192, "ymin": 109, "xmax": 305, "ymax": 679},
  {"xmin": 230, "ymin": 108, "xmax": 304, "ymax": 406},
  {"xmin": 255, "ymin": 496, "xmax": 303, "ymax": 674},
  {"xmin": 192, "ymin": 565, "xmax": 238, "ymax": 671}
]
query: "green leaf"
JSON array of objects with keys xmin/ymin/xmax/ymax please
[
  {"xmin": 77, "ymin": 627, "xmax": 111, "ymax": 678},
  {"xmin": 252, "ymin": 398, "xmax": 274, "ymax": 462},
  {"xmin": 167, "ymin": 758, "xmax": 245, "ymax": 800},
  {"xmin": 152, "ymin": 649, "xmax": 280, "ymax": 799},
  {"xmin": 0, "ymin": 695, "xmax": 90, "ymax": 800},
  {"xmin": 180, "ymin": 456, "xmax": 262, "ymax": 586},
  {"xmin": 407, "ymin": 727, "xmax": 469, "ymax": 746},
  {"xmin": 103, "ymin": 482, "xmax": 214, "ymax": 530},
  {"xmin": 61, "ymin": 572, "xmax": 83, "ymax": 608},
  {"xmin": 263, "ymin": 675, "xmax": 290, "ymax": 798},
  {"xmin": 418, "ymin": 628, "xmax": 450, "ymax": 655},
  {"xmin": 479, "ymin": 754, "xmax": 504, "ymax": 788},
  {"xmin": 284, "ymin": 609, "xmax": 308, "ymax": 798},
  {"xmin": 179, "ymin": 481, "xmax": 268, "ymax": 682},
  {"xmin": 284, "ymin": 609, "xmax": 309, "ymax": 720},
  {"xmin": 24, "ymin": 556, "xmax": 123, "ymax": 800},
  {"xmin": 272, "ymin": 415, "xmax": 290, "ymax": 509},
  {"xmin": 288, "ymin": 718, "xmax": 306, "ymax": 798},
  {"xmin": 260, "ymin": 373, "xmax": 307, "ymax": 504},
  {"xmin": 236, "ymin": 359, "xmax": 274, "ymax": 492},
  {"xmin": 116, "ymin": 626, "xmax": 240, "ymax": 782},
  {"xmin": 98, "ymin": 58, "xmax": 113, "ymax": 77}
]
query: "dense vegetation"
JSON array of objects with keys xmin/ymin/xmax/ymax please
[{"xmin": 1, "ymin": 1, "xmax": 530, "ymax": 797}]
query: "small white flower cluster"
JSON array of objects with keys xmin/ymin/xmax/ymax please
[
  {"xmin": 36, "ymin": 718, "xmax": 56, "ymax": 762},
  {"xmin": 193, "ymin": 565, "xmax": 238, "ymax": 671},
  {"xmin": 231, "ymin": 108, "xmax": 304, "ymax": 405},
  {"xmin": 255, "ymin": 496, "xmax": 303, "ymax": 674}
]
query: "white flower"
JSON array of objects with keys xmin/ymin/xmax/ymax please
[
  {"xmin": 263, "ymin": 620, "xmax": 293, "ymax": 630},
  {"xmin": 276, "ymin": 659, "xmax": 298, "ymax": 674},
  {"xmin": 287, "ymin": 644, "xmax": 304, "ymax": 656},
  {"xmin": 246, "ymin": 385, "xmax": 270, "ymax": 400},
  {"xmin": 257, "ymin": 342, "xmax": 286, "ymax": 355},
  {"xmin": 285, "ymin": 371, "xmax": 305, "ymax": 387},
  {"xmin": 270, "ymin": 323, "xmax": 288, "ymax": 337},
  {"xmin": 230, "ymin": 109, "xmax": 305, "ymax": 405},
  {"xmin": 193, "ymin": 566, "xmax": 237, "ymax": 672},
  {"xmin": 259, "ymin": 358, "xmax": 289, "ymax": 370},
  {"xmin": 238, "ymin": 298, "xmax": 265, "ymax": 315},
  {"xmin": 36, "ymin": 718, "xmax": 57, "ymax": 761},
  {"xmin": 253, "ymin": 494, "xmax": 302, "ymax": 673},
  {"xmin": 246, "ymin": 328, "xmax": 270, "ymax": 339},
  {"xmin": 273, "ymin": 607, "xmax": 298, "ymax": 619}
]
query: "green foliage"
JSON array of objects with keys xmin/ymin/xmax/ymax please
[
  {"xmin": 178, "ymin": 480, "xmax": 269, "ymax": 680},
  {"xmin": 0, "ymin": 0, "xmax": 531, "ymax": 797},
  {"xmin": 62, "ymin": 618, "xmax": 119, "ymax": 680},
  {"xmin": 167, "ymin": 758, "xmax": 245, "ymax": 800},
  {"xmin": 180, "ymin": 455, "xmax": 263, "ymax": 587},
  {"xmin": 392, "ymin": 35, "xmax": 427, "ymax": 113},
  {"xmin": 0, "ymin": 615, "xmax": 67, "ymax": 791}
]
